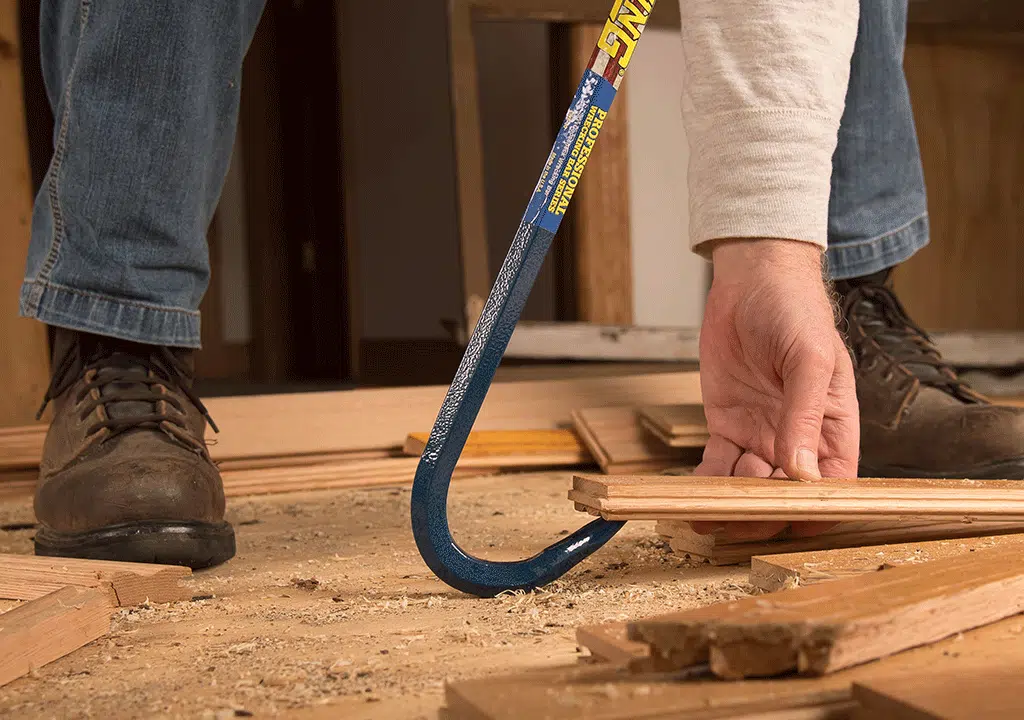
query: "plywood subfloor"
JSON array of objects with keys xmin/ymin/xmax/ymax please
[{"xmin": 0, "ymin": 472, "xmax": 748, "ymax": 719}]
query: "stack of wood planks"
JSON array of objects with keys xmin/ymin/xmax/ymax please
[
  {"xmin": 0, "ymin": 372, "xmax": 703, "ymax": 501},
  {"xmin": 448, "ymin": 532, "xmax": 1024, "ymax": 719},
  {"xmin": 0, "ymin": 555, "xmax": 193, "ymax": 688}
]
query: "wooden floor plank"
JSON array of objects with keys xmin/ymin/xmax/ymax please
[
  {"xmin": 852, "ymin": 670, "xmax": 1024, "ymax": 719},
  {"xmin": 575, "ymin": 623, "xmax": 648, "ymax": 664},
  {"xmin": 571, "ymin": 407, "xmax": 701, "ymax": 474},
  {"xmin": 657, "ymin": 519, "xmax": 1024, "ymax": 566},
  {"xmin": 638, "ymin": 404, "xmax": 709, "ymax": 448},
  {"xmin": 628, "ymin": 543, "xmax": 1024, "ymax": 679},
  {"xmin": 750, "ymin": 533, "xmax": 1024, "ymax": 592},
  {"xmin": 0, "ymin": 586, "xmax": 115, "ymax": 688},
  {"xmin": 446, "ymin": 615, "xmax": 1024, "ymax": 720},
  {"xmin": 0, "ymin": 555, "xmax": 192, "ymax": 606},
  {"xmin": 402, "ymin": 429, "xmax": 591, "ymax": 468},
  {"xmin": 572, "ymin": 475, "xmax": 1024, "ymax": 522}
]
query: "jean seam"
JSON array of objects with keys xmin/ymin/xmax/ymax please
[
  {"xmin": 21, "ymin": 279, "xmax": 201, "ymax": 317},
  {"xmin": 828, "ymin": 211, "xmax": 929, "ymax": 250},
  {"xmin": 37, "ymin": 0, "xmax": 92, "ymax": 286}
]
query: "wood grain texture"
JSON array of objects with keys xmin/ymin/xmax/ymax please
[
  {"xmin": 0, "ymin": 586, "xmax": 115, "ymax": 688},
  {"xmin": 403, "ymin": 429, "xmax": 591, "ymax": 468},
  {"xmin": 639, "ymin": 404, "xmax": 707, "ymax": 438},
  {"xmin": 571, "ymin": 475, "xmax": 1024, "ymax": 522},
  {"xmin": 446, "ymin": 615, "xmax": 1024, "ymax": 720},
  {"xmin": 896, "ymin": 30, "xmax": 1024, "ymax": 331},
  {"xmin": 629, "ymin": 543, "xmax": 1024, "ymax": 678},
  {"xmin": 0, "ymin": 555, "xmax": 191, "ymax": 606},
  {"xmin": 0, "ymin": 1, "xmax": 52, "ymax": 426},
  {"xmin": 853, "ymin": 670, "xmax": 1024, "ymax": 719},
  {"xmin": 657, "ymin": 519, "xmax": 1024, "ymax": 566},
  {"xmin": 0, "ymin": 372, "xmax": 702, "ymax": 469},
  {"xmin": 569, "ymin": 24, "xmax": 632, "ymax": 325},
  {"xmin": 750, "ymin": 533, "xmax": 1024, "ymax": 592},
  {"xmin": 571, "ymin": 407, "xmax": 701, "ymax": 474},
  {"xmin": 448, "ymin": 0, "xmax": 491, "ymax": 332},
  {"xmin": 575, "ymin": 622, "xmax": 648, "ymax": 664}
]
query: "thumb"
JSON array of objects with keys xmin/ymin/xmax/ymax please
[{"xmin": 775, "ymin": 341, "xmax": 834, "ymax": 481}]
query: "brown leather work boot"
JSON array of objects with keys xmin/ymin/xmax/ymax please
[
  {"xmin": 33, "ymin": 328, "xmax": 235, "ymax": 568},
  {"xmin": 837, "ymin": 270, "xmax": 1024, "ymax": 479}
]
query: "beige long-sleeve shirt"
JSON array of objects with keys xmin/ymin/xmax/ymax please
[{"xmin": 679, "ymin": 0, "xmax": 859, "ymax": 255}]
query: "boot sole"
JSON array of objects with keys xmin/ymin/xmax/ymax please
[
  {"xmin": 34, "ymin": 521, "xmax": 236, "ymax": 569},
  {"xmin": 860, "ymin": 457, "xmax": 1024, "ymax": 481}
]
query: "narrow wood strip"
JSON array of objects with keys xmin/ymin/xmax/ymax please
[
  {"xmin": 638, "ymin": 415, "xmax": 709, "ymax": 448},
  {"xmin": 571, "ymin": 475, "xmax": 1024, "ymax": 522},
  {"xmin": 575, "ymin": 623, "xmax": 648, "ymax": 664},
  {"xmin": 639, "ymin": 404, "xmax": 707, "ymax": 437},
  {"xmin": 657, "ymin": 519, "xmax": 1024, "ymax": 566},
  {"xmin": 0, "ymin": 586, "xmax": 115, "ymax": 688},
  {"xmin": 402, "ymin": 429, "xmax": 591, "ymax": 467},
  {"xmin": 0, "ymin": 555, "xmax": 191, "ymax": 606},
  {"xmin": 570, "ymin": 407, "xmax": 700, "ymax": 474},
  {"xmin": 852, "ymin": 670, "xmax": 1024, "ymax": 720},
  {"xmin": 750, "ymin": 533, "xmax": 1024, "ymax": 592},
  {"xmin": 446, "ymin": 615, "xmax": 1024, "ymax": 720},
  {"xmin": 628, "ymin": 543, "xmax": 1024, "ymax": 678}
]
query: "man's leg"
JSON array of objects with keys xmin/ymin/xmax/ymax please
[
  {"xmin": 23, "ymin": 0, "xmax": 266, "ymax": 567},
  {"xmin": 828, "ymin": 0, "xmax": 1024, "ymax": 478}
]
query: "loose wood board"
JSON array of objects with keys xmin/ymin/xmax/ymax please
[
  {"xmin": 852, "ymin": 670, "xmax": 1024, "ymax": 719},
  {"xmin": 575, "ymin": 622, "xmax": 649, "ymax": 664},
  {"xmin": 403, "ymin": 429, "xmax": 591, "ymax": 468},
  {"xmin": 571, "ymin": 475, "xmax": 1024, "ymax": 523},
  {"xmin": 628, "ymin": 543, "xmax": 1024, "ymax": 678},
  {"xmin": 639, "ymin": 404, "xmax": 709, "ymax": 446},
  {"xmin": 571, "ymin": 407, "xmax": 701, "ymax": 474},
  {"xmin": 0, "ymin": 586, "xmax": 115, "ymax": 688},
  {"xmin": 750, "ymin": 533, "xmax": 1024, "ymax": 592},
  {"xmin": 0, "ymin": 554, "xmax": 192, "ymax": 606},
  {"xmin": 657, "ymin": 519, "xmax": 1024, "ymax": 566},
  {"xmin": 446, "ymin": 614, "xmax": 1024, "ymax": 720}
]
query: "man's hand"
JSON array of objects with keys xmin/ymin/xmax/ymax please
[{"xmin": 691, "ymin": 239, "xmax": 860, "ymax": 542}]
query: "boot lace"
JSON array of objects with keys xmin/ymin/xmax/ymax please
[
  {"xmin": 37, "ymin": 343, "xmax": 219, "ymax": 447},
  {"xmin": 841, "ymin": 284, "xmax": 969, "ymax": 397}
]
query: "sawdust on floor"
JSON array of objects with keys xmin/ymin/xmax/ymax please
[{"xmin": 0, "ymin": 472, "xmax": 750, "ymax": 719}]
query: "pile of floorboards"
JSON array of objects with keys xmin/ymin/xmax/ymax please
[
  {"xmin": 447, "ymin": 532, "xmax": 1024, "ymax": 719},
  {"xmin": 0, "ymin": 555, "xmax": 193, "ymax": 688},
  {"xmin": 0, "ymin": 373, "xmax": 705, "ymax": 501}
]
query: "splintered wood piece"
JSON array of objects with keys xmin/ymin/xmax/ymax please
[
  {"xmin": 571, "ymin": 475, "xmax": 1024, "ymax": 522},
  {"xmin": 571, "ymin": 407, "xmax": 701, "ymax": 474},
  {"xmin": 0, "ymin": 555, "xmax": 192, "ymax": 606},
  {"xmin": 0, "ymin": 371, "xmax": 702, "ymax": 470},
  {"xmin": 628, "ymin": 543, "xmax": 1024, "ymax": 679},
  {"xmin": 575, "ymin": 623, "xmax": 648, "ymax": 664},
  {"xmin": 657, "ymin": 519, "xmax": 1024, "ymax": 566},
  {"xmin": 446, "ymin": 615, "xmax": 1024, "ymax": 720},
  {"xmin": 750, "ymin": 533, "xmax": 1024, "ymax": 592},
  {"xmin": 402, "ymin": 429, "xmax": 591, "ymax": 468},
  {"xmin": 638, "ymin": 404, "xmax": 709, "ymax": 448},
  {"xmin": 0, "ymin": 586, "xmax": 115, "ymax": 688},
  {"xmin": 852, "ymin": 670, "xmax": 1024, "ymax": 719}
]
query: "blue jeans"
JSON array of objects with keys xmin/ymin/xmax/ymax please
[
  {"xmin": 20, "ymin": 0, "xmax": 265, "ymax": 348},
  {"xmin": 827, "ymin": 0, "xmax": 929, "ymax": 280},
  {"xmin": 21, "ymin": 0, "xmax": 925, "ymax": 347}
]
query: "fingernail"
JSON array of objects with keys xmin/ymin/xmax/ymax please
[{"xmin": 796, "ymin": 448, "xmax": 822, "ymax": 481}]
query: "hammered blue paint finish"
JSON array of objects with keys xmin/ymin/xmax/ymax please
[{"xmin": 410, "ymin": 62, "xmax": 627, "ymax": 598}]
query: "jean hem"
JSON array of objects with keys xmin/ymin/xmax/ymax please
[
  {"xmin": 826, "ymin": 213, "xmax": 930, "ymax": 280},
  {"xmin": 19, "ymin": 280, "xmax": 201, "ymax": 348}
]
